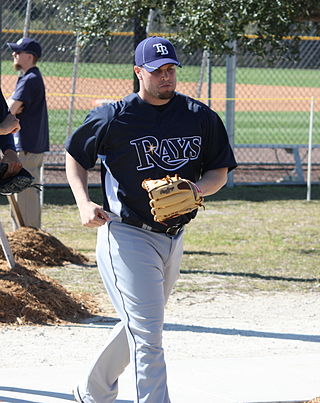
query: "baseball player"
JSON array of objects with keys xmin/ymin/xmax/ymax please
[
  {"xmin": 7, "ymin": 37, "xmax": 49, "ymax": 228},
  {"xmin": 65, "ymin": 36, "xmax": 237, "ymax": 403}
]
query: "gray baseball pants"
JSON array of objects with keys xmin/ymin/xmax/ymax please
[{"xmin": 77, "ymin": 218, "xmax": 184, "ymax": 403}]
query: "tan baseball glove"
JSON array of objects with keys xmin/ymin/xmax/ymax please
[{"xmin": 141, "ymin": 174, "xmax": 204, "ymax": 223}]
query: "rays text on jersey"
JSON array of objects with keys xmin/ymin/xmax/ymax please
[{"xmin": 130, "ymin": 135, "xmax": 201, "ymax": 171}]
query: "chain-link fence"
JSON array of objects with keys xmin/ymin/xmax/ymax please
[{"xmin": 1, "ymin": 0, "xmax": 319, "ymax": 187}]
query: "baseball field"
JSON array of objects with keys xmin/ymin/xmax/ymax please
[
  {"xmin": 42, "ymin": 185, "xmax": 320, "ymax": 296},
  {"xmin": 2, "ymin": 61, "xmax": 320, "ymax": 146},
  {"xmin": 1, "ymin": 184, "xmax": 319, "ymax": 402},
  {"xmin": 1, "ymin": 184, "xmax": 319, "ymax": 317}
]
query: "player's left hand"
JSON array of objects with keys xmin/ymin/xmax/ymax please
[{"xmin": 142, "ymin": 174, "xmax": 204, "ymax": 223}]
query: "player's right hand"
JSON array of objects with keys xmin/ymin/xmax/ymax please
[
  {"xmin": 0, "ymin": 113, "xmax": 20, "ymax": 135},
  {"xmin": 79, "ymin": 201, "xmax": 110, "ymax": 227},
  {"xmin": 1, "ymin": 149, "xmax": 23, "ymax": 178}
]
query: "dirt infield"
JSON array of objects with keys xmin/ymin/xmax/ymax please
[{"xmin": 3, "ymin": 74, "xmax": 320, "ymax": 112}]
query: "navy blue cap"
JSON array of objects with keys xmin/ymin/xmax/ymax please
[
  {"xmin": 7, "ymin": 37, "xmax": 42, "ymax": 58},
  {"xmin": 135, "ymin": 36, "xmax": 181, "ymax": 72}
]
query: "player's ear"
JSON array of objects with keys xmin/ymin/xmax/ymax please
[{"xmin": 134, "ymin": 66, "xmax": 143, "ymax": 80}]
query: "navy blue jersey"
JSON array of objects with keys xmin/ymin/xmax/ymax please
[
  {"xmin": 12, "ymin": 67, "xmax": 49, "ymax": 153},
  {"xmin": 65, "ymin": 92, "xmax": 237, "ymax": 229},
  {"xmin": 0, "ymin": 87, "xmax": 9, "ymax": 123}
]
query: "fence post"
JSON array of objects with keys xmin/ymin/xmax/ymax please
[
  {"xmin": 226, "ymin": 41, "xmax": 237, "ymax": 187},
  {"xmin": 197, "ymin": 50, "xmax": 208, "ymax": 99},
  {"xmin": 146, "ymin": 9, "xmax": 155, "ymax": 33},
  {"xmin": 66, "ymin": 34, "xmax": 81, "ymax": 138},
  {"xmin": 23, "ymin": 0, "xmax": 33, "ymax": 37},
  {"xmin": 306, "ymin": 96, "xmax": 314, "ymax": 201},
  {"xmin": 0, "ymin": 222, "xmax": 15, "ymax": 269},
  {"xmin": 207, "ymin": 51, "xmax": 212, "ymax": 108}
]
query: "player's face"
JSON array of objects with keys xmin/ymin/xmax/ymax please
[
  {"xmin": 135, "ymin": 64, "xmax": 177, "ymax": 105},
  {"xmin": 12, "ymin": 51, "xmax": 32, "ymax": 71},
  {"xmin": 12, "ymin": 52, "xmax": 23, "ymax": 71}
]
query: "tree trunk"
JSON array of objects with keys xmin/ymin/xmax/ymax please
[{"xmin": 133, "ymin": 11, "xmax": 148, "ymax": 93}]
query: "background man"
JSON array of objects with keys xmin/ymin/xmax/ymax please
[{"xmin": 7, "ymin": 37, "xmax": 49, "ymax": 228}]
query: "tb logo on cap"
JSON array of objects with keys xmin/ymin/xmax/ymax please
[{"xmin": 153, "ymin": 43, "xmax": 169, "ymax": 55}]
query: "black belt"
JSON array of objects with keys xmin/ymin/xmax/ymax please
[{"xmin": 122, "ymin": 218, "xmax": 184, "ymax": 237}]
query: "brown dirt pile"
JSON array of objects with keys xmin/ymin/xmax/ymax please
[
  {"xmin": 0, "ymin": 227, "xmax": 88, "ymax": 267},
  {"xmin": 0, "ymin": 227, "xmax": 98, "ymax": 325}
]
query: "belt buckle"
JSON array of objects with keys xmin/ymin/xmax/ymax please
[{"xmin": 165, "ymin": 225, "xmax": 182, "ymax": 237}]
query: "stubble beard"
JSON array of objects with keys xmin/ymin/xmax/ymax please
[
  {"xmin": 158, "ymin": 89, "xmax": 175, "ymax": 100},
  {"xmin": 14, "ymin": 63, "xmax": 23, "ymax": 71}
]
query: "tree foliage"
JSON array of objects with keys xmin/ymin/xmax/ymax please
[
  {"xmin": 45, "ymin": 0, "xmax": 320, "ymax": 59},
  {"xmin": 162, "ymin": 0, "xmax": 319, "ymax": 58},
  {"xmin": 45, "ymin": 0, "xmax": 157, "ymax": 47}
]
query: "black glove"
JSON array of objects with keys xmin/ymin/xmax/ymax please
[{"xmin": 0, "ymin": 165, "xmax": 41, "ymax": 195}]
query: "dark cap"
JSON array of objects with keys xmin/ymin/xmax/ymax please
[
  {"xmin": 7, "ymin": 37, "xmax": 42, "ymax": 58},
  {"xmin": 135, "ymin": 36, "xmax": 181, "ymax": 72}
]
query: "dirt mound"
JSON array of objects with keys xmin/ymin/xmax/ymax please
[
  {"xmin": 0, "ymin": 227, "xmax": 88, "ymax": 267},
  {"xmin": 0, "ymin": 227, "xmax": 98, "ymax": 325}
]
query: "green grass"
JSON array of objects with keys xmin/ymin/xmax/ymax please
[
  {"xmin": 233, "ymin": 111, "xmax": 320, "ymax": 144},
  {"xmin": 178, "ymin": 185, "xmax": 320, "ymax": 294},
  {"xmin": 1, "ymin": 186, "xmax": 319, "ymax": 297},
  {"xmin": 48, "ymin": 109, "xmax": 88, "ymax": 144},
  {"xmin": 179, "ymin": 197, "xmax": 320, "ymax": 294},
  {"xmin": 236, "ymin": 67, "xmax": 320, "ymax": 87},
  {"xmin": 2, "ymin": 60, "xmax": 319, "ymax": 87}
]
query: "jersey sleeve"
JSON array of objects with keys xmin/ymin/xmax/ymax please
[
  {"xmin": 201, "ymin": 109, "xmax": 237, "ymax": 173},
  {"xmin": 13, "ymin": 75, "xmax": 44, "ymax": 112},
  {"xmin": 12, "ymin": 76, "xmax": 32, "ymax": 107},
  {"xmin": 0, "ymin": 87, "xmax": 9, "ymax": 122},
  {"xmin": 65, "ymin": 104, "xmax": 116, "ymax": 169},
  {"xmin": 0, "ymin": 87, "xmax": 15, "ymax": 152},
  {"xmin": 0, "ymin": 133, "xmax": 15, "ymax": 153}
]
